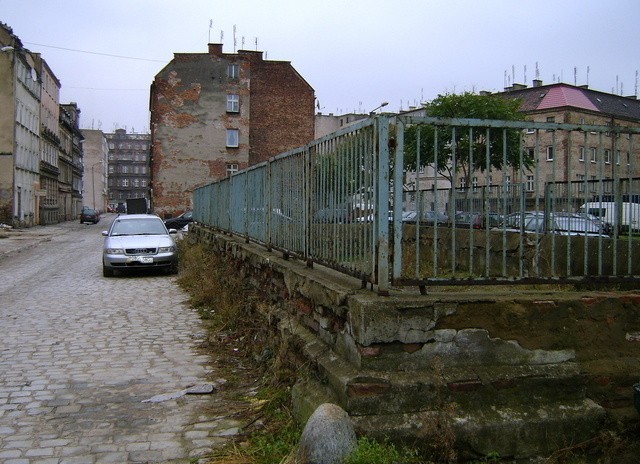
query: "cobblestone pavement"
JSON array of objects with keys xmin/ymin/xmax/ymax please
[{"xmin": 0, "ymin": 216, "xmax": 244, "ymax": 463}]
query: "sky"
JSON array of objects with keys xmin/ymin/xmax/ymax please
[{"xmin": 2, "ymin": 0, "xmax": 639, "ymax": 134}]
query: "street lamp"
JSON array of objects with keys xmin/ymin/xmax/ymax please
[{"xmin": 369, "ymin": 101, "xmax": 389, "ymax": 115}]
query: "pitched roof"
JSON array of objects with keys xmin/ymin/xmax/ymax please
[
  {"xmin": 499, "ymin": 83, "xmax": 640, "ymax": 121},
  {"xmin": 538, "ymin": 86, "xmax": 598, "ymax": 111}
]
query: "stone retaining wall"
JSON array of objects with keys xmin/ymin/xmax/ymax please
[{"xmin": 191, "ymin": 224, "xmax": 640, "ymax": 460}]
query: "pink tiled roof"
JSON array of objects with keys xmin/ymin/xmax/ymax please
[{"xmin": 537, "ymin": 86, "xmax": 599, "ymax": 111}]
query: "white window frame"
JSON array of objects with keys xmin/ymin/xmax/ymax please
[
  {"xmin": 228, "ymin": 63, "xmax": 239, "ymax": 79},
  {"xmin": 226, "ymin": 163, "xmax": 239, "ymax": 176},
  {"xmin": 590, "ymin": 147, "xmax": 597, "ymax": 163},
  {"xmin": 227, "ymin": 94, "xmax": 240, "ymax": 113},
  {"xmin": 526, "ymin": 175, "xmax": 534, "ymax": 192},
  {"xmin": 226, "ymin": 129, "xmax": 239, "ymax": 148},
  {"xmin": 546, "ymin": 146, "xmax": 554, "ymax": 161},
  {"xmin": 578, "ymin": 146, "xmax": 585, "ymax": 162}
]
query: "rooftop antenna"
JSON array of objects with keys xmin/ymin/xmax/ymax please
[
  {"xmin": 220, "ymin": 30, "xmax": 224, "ymax": 44},
  {"xmin": 241, "ymin": 36, "xmax": 245, "ymax": 49},
  {"xmin": 524, "ymin": 64, "xmax": 527, "ymax": 84},
  {"xmin": 587, "ymin": 66, "xmax": 590, "ymax": 86},
  {"xmin": 254, "ymin": 37, "xmax": 258, "ymax": 51},
  {"xmin": 208, "ymin": 19, "xmax": 212, "ymax": 43},
  {"xmin": 635, "ymin": 70, "xmax": 638, "ymax": 97},
  {"xmin": 504, "ymin": 70, "xmax": 507, "ymax": 88},
  {"xmin": 574, "ymin": 66, "xmax": 577, "ymax": 85},
  {"xmin": 233, "ymin": 25, "xmax": 237, "ymax": 52},
  {"xmin": 535, "ymin": 62, "xmax": 540, "ymax": 80},
  {"xmin": 616, "ymin": 75, "xmax": 619, "ymax": 94}
]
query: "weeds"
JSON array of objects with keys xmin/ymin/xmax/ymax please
[
  {"xmin": 176, "ymin": 239, "xmax": 301, "ymax": 464},
  {"xmin": 344, "ymin": 436, "xmax": 420, "ymax": 464}
]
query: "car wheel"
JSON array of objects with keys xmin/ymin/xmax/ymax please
[{"xmin": 103, "ymin": 266, "xmax": 114, "ymax": 277}]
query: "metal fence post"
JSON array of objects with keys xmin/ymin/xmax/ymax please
[{"xmin": 376, "ymin": 115, "xmax": 390, "ymax": 295}]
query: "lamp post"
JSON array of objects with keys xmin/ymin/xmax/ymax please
[{"xmin": 369, "ymin": 101, "xmax": 389, "ymax": 115}]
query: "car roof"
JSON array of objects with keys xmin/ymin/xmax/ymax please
[{"xmin": 114, "ymin": 214, "xmax": 161, "ymax": 221}]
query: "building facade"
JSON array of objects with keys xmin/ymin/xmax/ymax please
[
  {"xmin": 499, "ymin": 81, "xmax": 640, "ymax": 197},
  {"xmin": 34, "ymin": 54, "xmax": 61, "ymax": 224},
  {"xmin": 149, "ymin": 43, "xmax": 315, "ymax": 217},
  {"xmin": 80, "ymin": 129, "xmax": 108, "ymax": 212},
  {"xmin": 314, "ymin": 112, "xmax": 368, "ymax": 139},
  {"xmin": 1, "ymin": 22, "xmax": 89, "ymax": 227},
  {"xmin": 105, "ymin": 129, "xmax": 150, "ymax": 211},
  {"xmin": 0, "ymin": 23, "xmax": 41, "ymax": 227},
  {"xmin": 59, "ymin": 103, "xmax": 84, "ymax": 222}
]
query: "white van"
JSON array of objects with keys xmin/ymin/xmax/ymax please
[{"xmin": 578, "ymin": 202, "xmax": 640, "ymax": 232}]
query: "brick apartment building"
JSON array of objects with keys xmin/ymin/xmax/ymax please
[
  {"xmin": 149, "ymin": 43, "xmax": 315, "ymax": 217},
  {"xmin": 400, "ymin": 81, "xmax": 640, "ymax": 214},
  {"xmin": 498, "ymin": 81, "xmax": 640, "ymax": 196}
]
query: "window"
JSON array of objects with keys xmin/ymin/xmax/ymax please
[
  {"xmin": 226, "ymin": 163, "xmax": 239, "ymax": 176},
  {"xmin": 546, "ymin": 116, "xmax": 555, "ymax": 132},
  {"xmin": 122, "ymin": 178, "xmax": 129, "ymax": 187},
  {"xmin": 459, "ymin": 178, "xmax": 466, "ymax": 190},
  {"xmin": 472, "ymin": 177, "xmax": 478, "ymax": 192},
  {"xmin": 578, "ymin": 146, "xmax": 585, "ymax": 162},
  {"xmin": 505, "ymin": 175, "xmax": 511, "ymax": 192},
  {"xmin": 546, "ymin": 146, "xmax": 554, "ymax": 161},
  {"xmin": 526, "ymin": 175, "xmax": 534, "ymax": 192},
  {"xmin": 227, "ymin": 94, "xmax": 239, "ymax": 113},
  {"xmin": 226, "ymin": 129, "xmax": 239, "ymax": 147},
  {"xmin": 577, "ymin": 174, "xmax": 585, "ymax": 192},
  {"xmin": 590, "ymin": 147, "xmax": 597, "ymax": 163},
  {"xmin": 228, "ymin": 63, "xmax": 239, "ymax": 79},
  {"xmin": 616, "ymin": 150, "xmax": 621, "ymax": 165},
  {"xmin": 141, "ymin": 179, "xmax": 147, "ymax": 187},
  {"xmin": 604, "ymin": 149, "xmax": 611, "ymax": 164}
]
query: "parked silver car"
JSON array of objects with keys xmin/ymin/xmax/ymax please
[{"xmin": 102, "ymin": 214, "xmax": 178, "ymax": 277}]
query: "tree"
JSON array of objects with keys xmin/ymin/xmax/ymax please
[{"xmin": 403, "ymin": 92, "xmax": 533, "ymax": 187}]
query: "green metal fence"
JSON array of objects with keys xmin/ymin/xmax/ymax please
[{"xmin": 193, "ymin": 115, "xmax": 640, "ymax": 293}]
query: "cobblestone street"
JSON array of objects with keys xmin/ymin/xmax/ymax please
[{"xmin": 0, "ymin": 216, "xmax": 243, "ymax": 463}]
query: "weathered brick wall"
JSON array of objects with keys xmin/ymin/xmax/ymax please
[
  {"xmin": 247, "ymin": 58, "xmax": 315, "ymax": 165},
  {"xmin": 150, "ymin": 53, "xmax": 251, "ymax": 217}
]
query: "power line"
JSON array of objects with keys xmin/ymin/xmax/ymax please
[
  {"xmin": 24, "ymin": 42, "xmax": 166, "ymax": 63},
  {"xmin": 65, "ymin": 86, "xmax": 148, "ymax": 91}
]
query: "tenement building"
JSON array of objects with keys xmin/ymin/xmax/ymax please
[
  {"xmin": 149, "ymin": 43, "xmax": 315, "ymax": 217},
  {"xmin": 105, "ymin": 128, "xmax": 151, "ymax": 211}
]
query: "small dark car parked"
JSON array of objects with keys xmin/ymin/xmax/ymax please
[
  {"xmin": 80, "ymin": 207, "xmax": 100, "ymax": 224},
  {"xmin": 163, "ymin": 211, "xmax": 193, "ymax": 230}
]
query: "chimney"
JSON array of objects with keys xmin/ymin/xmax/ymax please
[
  {"xmin": 238, "ymin": 50, "xmax": 263, "ymax": 61},
  {"xmin": 208, "ymin": 43, "xmax": 223, "ymax": 57},
  {"xmin": 533, "ymin": 79, "xmax": 543, "ymax": 87}
]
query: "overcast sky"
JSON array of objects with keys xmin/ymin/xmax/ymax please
[{"xmin": 2, "ymin": 0, "xmax": 639, "ymax": 134}]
